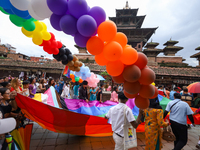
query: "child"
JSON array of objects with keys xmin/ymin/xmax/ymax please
[
  {"xmin": 90, "ymin": 87, "xmax": 96, "ymax": 101},
  {"xmin": 22, "ymin": 81, "xmax": 30, "ymax": 97}
]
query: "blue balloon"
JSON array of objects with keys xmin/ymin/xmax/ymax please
[
  {"xmin": 3, "ymin": 8, "xmax": 14, "ymax": 14},
  {"xmin": 0, "ymin": 0, "xmax": 11, "ymax": 9},
  {"xmin": 10, "ymin": 5, "xmax": 30, "ymax": 19}
]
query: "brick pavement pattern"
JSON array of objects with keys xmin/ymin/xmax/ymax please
[{"xmin": 30, "ymin": 123, "xmax": 200, "ymax": 150}]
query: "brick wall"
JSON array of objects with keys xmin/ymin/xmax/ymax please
[
  {"xmin": 0, "ymin": 45, "xmax": 16, "ymax": 53},
  {"xmin": 75, "ymin": 54, "xmax": 95, "ymax": 60},
  {"xmin": 156, "ymin": 56, "xmax": 183, "ymax": 63},
  {"xmin": 7, "ymin": 53, "xmax": 23, "ymax": 60}
]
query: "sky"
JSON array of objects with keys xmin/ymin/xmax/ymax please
[{"xmin": 0, "ymin": 0, "xmax": 200, "ymax": 66}]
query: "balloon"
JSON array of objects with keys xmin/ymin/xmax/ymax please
[
  {"xmin": 134, "ymin": 52, "xmax": 148, "ymax": 69},
  {"xmin": 28, "ymin": 3, "xmax": 43, "ymax": 20},
  {"xmin": 79, "ymin": 78, "xmax": 83, "ymax": 83},
  {"xmin": 10, "ymin": 5, "xmax": 31, "ymax": 19},
  {"xmin": 74, "ymin": 67, "xmax": 80, "ymax": 72},
  {"xmin": 86, "ymin": 73, "xmax": 100, "ymax": 87},
  {"xmin": 10, "ymin": 0, "xmax": 30, "ymax": 11},
  {"xmin": 113, "ymin": 32, "xmax": 128, "ymax": 48},
  {"xmin": 70, "ymin": 74, "xmax": 75, "ymax": 79},
  {"xmin": 124, "ymin": 90, "xmax": 137, "ymax": 99},
  {"xmin": 103, "ymin": 41, "xmax": 123, "ymax": 61},
  {"xmin": 120, "ymin": 47, "xmax": 138, "ymax": 65},
  {"xmin": 73, "ymin": 55, "xmax": 78, "ymax": 61},
  {"xmin": 47, "ymin": 0, "xmax": 68, "ymax": 15},
  {"xmin": 135, "ymin": 95, "xmax": 149, "ymax": 109},
  {"xmin": 21, "ymin": 27, "xmax": 33, "ymax": 37},
  {"xmin": 74, "ymin": 32, "xmax": 90, "ymax": 48},
  {"xmin": 57, "ymin": 41, "xmax": 62, "ymax": 48},
  {"xmin": 68, "ymin": 0, "xmax": 88, "ymax": 19},
  {"xmin": 75, "ymin": 77, "xmax": 80, "ymax": 82},
  {"xmin": 123, "ymin": 65, "xmax": 141, "ymax": 82},
  {"xmin": 112, "ymin": 73, "xmax": 125, "ymax": 84},
  {"xmin": 0, "ymin": 0, "xmax": 11, "ymax": 9},
  {"xmin": 23, "ymin": 20, "xmax": 35, "ymax": 31},
  {"xmin": 60, "ymin": 14, "xmax": 77, "ymax": 35},
  {"xmin": 95, "ymin": 51, "xmax": 109, "ymax": 66},
  {"xmin": 30, "ymin": 0, "xmax": 52, "ymax": 19},
  {"xmin": 68, "ymin": 54, "xmax": 73, "ymax": 61},
  {"xmin": 52, "ymin": 48, "xmax": 59, "ymax": 55},
  {"xmin": 42, "ymin": 31, "xmax": 51, "ymax": 41},
  {"xmin": 61, "ymin": 55, "xmax": 68, "ymax": 61},
  {"xmin": 0, "ymin": 7, "xmax": 10, "ymax": 15},
  {"xmin": 74, "ymin": 61, "xmax": 80, "ymax": 67},
  {"xmin": 67, "ymin": 61, "xmax": 74, "ymax": 67},
  {"xmin": 124, "ymin": 81, "xmax": 141, "ymax": 95},
  {"xmin": 34, "ymin": 21, "xmax": 44, "ymax": 32},
  {"xmin": 139, "ymin": 84, "xmax": 155, "ymax": 98},
  {"xmin": 9, "ymin": 15, "xmax": 24, "ymax": 27},
  {"xmin": 32, "ymin": 36, "xmax": 43, "ymax": 45},
  {"xmin": 88, "ymin": 6, "xmax": 106, "ymax": 26},
  {"xmin": 50, "ymin": 14, "xmax": 62, "ymax": 31},
  {"xmin": 86, "ymin": 36, "xmax": 104, "ymax": 55},
  {"xmin": 150, "ymin": 87, "xmax": 158, "ymax": 99},
  {"xmin": 77, "ymin": 15, "xmax": 97, "ymax": 37},
  {"xmin": 97, "ymin": 20, "xmax": 117, "ymax": 42},
  {"xmin": 106, "ymin": 60, "xmax": 124, "ymax": 76},
  {"xmin": 138, "ymin": 68, "xmax": 155, "ymax": 85},
  {"xmin": 51, "ymin": 40, "xmax": 57, "ymax": 48}
]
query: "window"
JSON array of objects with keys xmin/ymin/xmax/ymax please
[{"xmin": 19, "ymin": 55, "xmax": 22, "ymax": 58}]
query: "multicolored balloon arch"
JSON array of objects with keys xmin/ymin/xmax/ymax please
[{"xmin": 0, "ymin": 0, "xmax": 158, "ymax": 109}]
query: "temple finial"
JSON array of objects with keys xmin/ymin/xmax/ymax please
[{"xmin": 124, "ymin": 1, "xmax": 130, "ymax": 9}]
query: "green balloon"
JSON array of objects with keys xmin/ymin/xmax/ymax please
[
  {"xmin": 9, "ymin": 15, "xmax": 25, "ymax": 27},
  {"xmin": 0, "ymin": 7, "xmax": 9, "ymax": 15},
  {"xmin": 23, "ymin": 20, "xmax": 36, "ymax": 31},
  {"xmin": 75, "ymin": 77, "xmax": 80, "ymax": 82}
]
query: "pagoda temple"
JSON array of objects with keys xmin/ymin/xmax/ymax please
[
  {"xmin": 190, "ymin": 46, "xmax": 200, "ymax": 67},
  {"xmin": 162, "ymin": 39, "xmax": 183, "ymax": 56},
  {"xmin": 109, "ymin": 1, "xmax": 157, "ymax": 51}
]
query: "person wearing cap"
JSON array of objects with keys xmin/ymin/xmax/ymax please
[
  {"xmin": 105, "ymin": 92, "xmax": 143, "ymax": 150},
  {"xmin": 79, "ymin": 81, "xmax": 89, "ymax": 102},
  {"xmin": 164, "ymin": 93, "xmax": 195, "ymax": 150},
  {"xmin": 169, "ymin": 87, "xmax": 179, "ymax": 100}
]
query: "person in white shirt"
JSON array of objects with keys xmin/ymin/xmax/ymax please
[
  {"xmin": 105, "ymin": 92, "xmax": 143, "ymax": 150},
  {"xmin": 61, "ymin": 82, "xmax": 69, "ymax": 99}
]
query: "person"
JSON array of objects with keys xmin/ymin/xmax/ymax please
[
  {"xmin": 97, "ymin": 83, "xmax": 103, "ymax": 103},
  {"xmin": 193, "ymin": 104, "xmax": 200, "ymax": 149},
  {"xmin": 143, "ymin": 97, "xmax": 169, "ymax": 150},
  {"xmin": 10, "ymin": 78, "xmax": 23, "ymax": 93},
  {"xmin": 169, "ymin": 87, "xmax": 178, "ymax": 100},
  {"xmin": 89, "ymin": 87, "xmax": 96, "ymax": 101},
  {"xmin": 28, "ymin": 78, "xmax": 37, "ymax": 98},
  {"xmin": 181, "ymin": 88, "xmax": 194, "ymax": 106},
  {"xmin": 165, "ymin": 87, "xmax": 170, "ymax": 99},
  {"xmin": 55, "ymin": 83, "xmax": 60, "ymax": 93},
  {"xmin": 73, "ymin": 82, "xmax": 79, "ymax": 99},
  {"xmin": 193, "ymin": 93, "xmax": 200, "ymax": 108},
  {"xmin": 105, "ymin": 92, "xmax": 143, "ymax": 150},
  {"xmin": 164, "ymin": 93, "xmax": 195, "ymax": 150},
  {"xmin": 37, "ymin": 78, "xmax": 46, "ymax": 93},
  {"xmin": 79, "ymin": 81, "xmax": 89, "ymax": 102},
  {"xmin": 46, "ymin": 78, "xmax": 55, "ymax": 90},
  {"xmin": 22, "ymin": 80, "xmax": 30, "ymax": 97},
  {"xmin": 118, "ymin": 84, "xmax": 123, "ymax": 92},
  {"xmin": 0, "ymin": 82, "xmax": 11, "ymax": 90},
  {"xmin": 3, "ymin": 77, "xmax": 8, "ymax": 82},
  {"xmin": 0, "ymin": 78, "xmax": 4, "ymax": 84},
  {"xmin": 61, "ymin": 82, "xmax": 69, "ymax": 99},
  {"xmin": 110, "ymin": 86, "xmax": 118, "ymax": 102},
  {"xmin": 58, "ymin": 78, "xmax": 64, "ymax": 95},
  {"xmin": 158, "ymin": 85, "xmax": 166, "ymax": 97}
]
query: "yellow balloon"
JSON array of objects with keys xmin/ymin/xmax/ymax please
[
  {"xmin": 34, "ymin": 21, "xmax": 43, "ymax": 32},
  {"xmin": 21, "ymin": 27, "xmax": 33, "ymax": 38},
  {"xmin": 32, "ymin": 36, "xmax": 43, "ymax": 45},
  {"xmin": 41, "ymin": 22, "xmax": 47, "ymax": 31},
  {"xmin": 42, "ymin": 31, "xmax": 51, "ymax": 41}
]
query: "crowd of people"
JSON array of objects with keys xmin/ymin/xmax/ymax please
[{"xmin": 0, "ymin": 74, "xmax": 200, "ymax": 150}]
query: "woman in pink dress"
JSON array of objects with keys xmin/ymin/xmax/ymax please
[{"xmin": 110, "ymin": 86, "xmax": 118, "ymax": 102}]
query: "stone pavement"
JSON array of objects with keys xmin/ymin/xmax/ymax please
[{"xmin": 30, "ymin": 122, "xmax": 200, "ymax": 150}]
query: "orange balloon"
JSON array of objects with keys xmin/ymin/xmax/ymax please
[
  {"xmin": 124, "ymin": 81, "xmax": 141, "ymax": 95},
  {"xmin": 135, "ymin": 95, "xmax": 150, "ymax": 109},
  {"xmin": 112, "ymin": 73, "xmax": 125, "ymax": 84},
  {"xmin": 150, "ymin": 87, "xmax": 158, "ymax": 99},
  {"xmin": 79, "ymin": 78, "xmax": 83, "ymax": 83},
  {"xmin": 138, "ymin": 68, "xmax": 155, "ymax": 85},
  {"xmin": 70, "ymin": 74, "xmax": 75, "ymax": 79},
  {"xmin": 139, "ymin": 84, "xmax": 155, "ymax": 98},
  {"xmin": 72, "ymin": 79, "xmax": 75, "ymax": 83},
  {"xmin": 103, "ymin": 41, "xmax": 123, "ymax": 61},
  {"xmin": 95, "ymin": 51, "xmax": 109, "ymax": 66},
  {"xmin": 113, "ymin": 32, "xmax": 128, "ymax": 48},
  {"xmin": 86, "ymin": 36, "xmax": 104, "ymax": 55},
  {"xmin": 123, "ymin": 65, "xmax": 141, "ymax": 82},
  {"xmin": 134, "ymin": 52, "xmax": 148, "ymax": 69},
  {"xmin": 120, "ymin": 47, "xmax": 138, "ymax": 65},
  {"xmin": 106, "ymin": 60, "xmax": 124, "ymax": 76},
  {"xmin": 97, "ymin": 20, "xmax": 117, "ymax": 42},
  {"xmin": 124, "ymin": 90, "xmax": 138, "ymax": 99}
]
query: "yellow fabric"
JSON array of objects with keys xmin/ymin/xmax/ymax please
[
  {"xmin": 33, "ymin": 93, "xmax": 42, "ymax": 102},
  {"xmin": 144, "ymin": 109, "xmax": 168, "ymax": 150},
  {"xmin": 11, "ymin": 129, "xmax": 25, "ymax": 150}
]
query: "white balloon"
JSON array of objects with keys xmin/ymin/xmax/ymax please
[
  {"xmin": 10, "ymin": 0, "xmax": 31, "ymax": 11},
  {"xmin": 31, "ymin": 0, "xmax": 52, "ymax": 19},
  {"xmin": 28, "ymin": 4, "xmax": 44, "ymax": 20}
]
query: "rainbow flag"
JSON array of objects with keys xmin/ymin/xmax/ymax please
[{"xmin": 63, "ymin": 65, "xmax": 70, "ymax": 78}]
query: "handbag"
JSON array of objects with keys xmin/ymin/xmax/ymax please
[
  {"xmin": 123, "ymin": 106, "xmax": 137, "ymax": 150},
  {"xmin": 162, "ymin": 126, "xmax": 176, "ymax": 141}
]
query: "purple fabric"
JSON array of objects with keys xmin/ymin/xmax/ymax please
[
  {"xmin": 126, "ymin": 98, "xmax": 135, "ymax": 110},
  {"xmin": 29, "ymin": 84, "xmax": 37, "ymax": 98}
]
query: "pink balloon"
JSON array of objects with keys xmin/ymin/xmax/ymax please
[{"xmin": 86, "ymin": 73, "xmax": 100, "ymax": 87}]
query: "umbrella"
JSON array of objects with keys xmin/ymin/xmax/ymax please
[
  {"xmin": 96, "ymin": 74, "xmax": 105, "ymax": 81},
  {"xmin": 187, "ymin": 82, "xmax": 200, "ymax": 93}
]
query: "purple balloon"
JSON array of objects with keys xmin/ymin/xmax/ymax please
[
  {"xmin": 88, "ymin": 6, "xmax": 106, "ymax": 26},
  {"xmin": 77, "ymin": 15, "xmax": 97, "ymax": 37},
  {"xmin": 68, "ymin": 0, "xmax": 88, "ymax": 19},
  {"xmin": 74, "ymin": 32, "xmax": 90, "ymax": 47},
  {"xmin": 60, "ymin": 14, "xmax": 77, "ymax": 35},
  {"xmin": 50, "ymin": 14, "xmax": 62, "ymax": 31},
  {"xmin": 47, "ymin": 0, "xmax": 68, "ymax": 15}
]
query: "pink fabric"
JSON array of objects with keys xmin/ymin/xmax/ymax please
[
  {"xmin": 107, "ymin": 86, "xmax": 111, "ymax": 91},
  {"xmin": 110, "ymin": 91, "xmax": 118, "ymax": 102},
  {"xmin": 196, "ymin": 107, "xmax": 200, "ymax": 114}
]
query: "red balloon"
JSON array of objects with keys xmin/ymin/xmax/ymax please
[
  {"xmin": 123, "ymin": 65, "xmax": 141, "ymax": 82},
  {"xmin": 134, "ymin": 52, "xmax": 148, "ymax": 69},
  {"xmin": 124, "ymin": 81, "xmax": 141, "ymax": 95},
  {"xmin": 135, "ymin": 95, "xmax": 149, "ymax": 109},
  {"xmin": 112, "ymin": 73, "xmax": 125, "ymax": 84},
  {"xmin": 57, "ymin": 41, "xmax": 62, "ymax": 48},
  {"xmin": 52, "ymin": 48, "xmax": 59, "ymax": 55},
  {"xmin": 51, "ymin": 40, "xmax": 58, "ymax": 48},
  {"xmin": 124, "ymin": 90, "xmax": 138, "ymax": 99},
  {"xmin": 43, "ymin": 40, "xmax": 51, "ymax": 47},
  {"xmin": 139, "ymin": 84, "xmax": 155, "ymax": 98},
  {"xmin": 150, "ymin": 86, "xmax": 158, "ymax": 99},
  {"xmin": 50, "ymin": 32, "xmax": 55, "ymax": 40},
  {"xmin": 43, "ymin": 46, "xmax": 51, "ymax": 52},
  {"xmin": 138, "ymin": 68, "xmax": 155, "ymax": 85}
]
